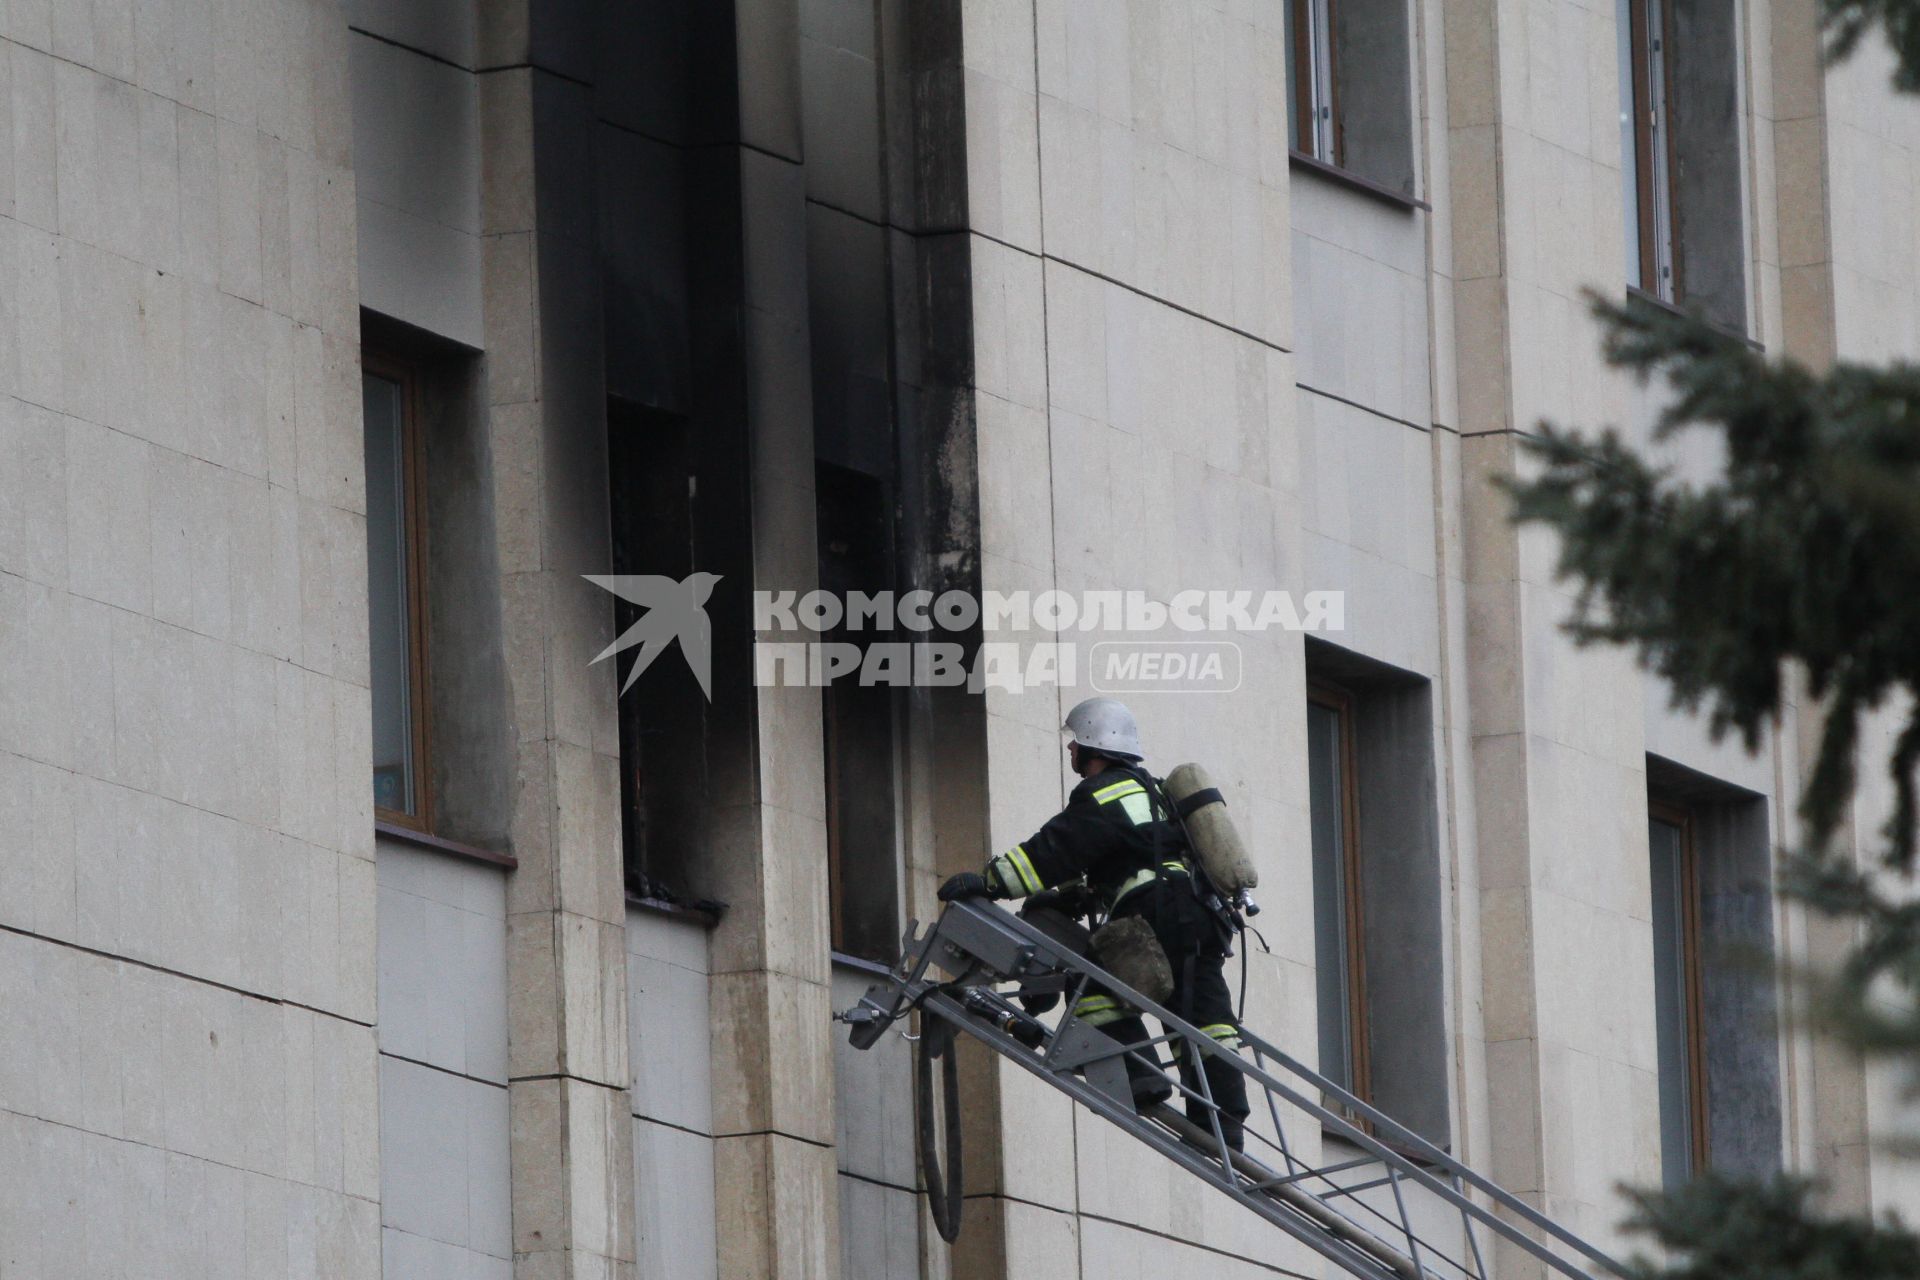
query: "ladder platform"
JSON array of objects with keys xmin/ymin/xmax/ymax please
[{"xmin": 840, "ymin": 899, "xmax": 1624, "ymax": 1280}]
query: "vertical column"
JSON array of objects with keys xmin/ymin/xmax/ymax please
[
  {"xmin": 476, "ymin": 3, "xmax": 637, "ymax": 1276},
  {"xmin": 699, "ymin": 4, "xmax": 843, "ymax": 1277},
  {"xmin": 1446, "ymin": 0, "xmax": 1659, "ymax": 1264},
  {"xmin": 1766, "ymin": 0, "xmax": 1872, "ymax": 1212}
]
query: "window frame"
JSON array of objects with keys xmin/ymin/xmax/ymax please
[
  {"xmin": 363, "ymin": 353, "xmax": 434, "ymax": 835},
  {"xmin": 1649, "ymin": 799, "xmax": 1711, "ymax": 1181},
  {"xmin": 1290, "ymin": 0, "xmax": 1342, "ymax": 165},
  {"xmin": 1623, "ymin": 0, "xmax": 1679, "ymax": 301},
  {"xmin": 1308, "ymin": 682, "xmax": 1372, "ymax": 1109}
]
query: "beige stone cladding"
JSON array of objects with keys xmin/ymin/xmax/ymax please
[{"xmin": 0, "ymin": 0, "xmax": 376, "ymax": 1274}]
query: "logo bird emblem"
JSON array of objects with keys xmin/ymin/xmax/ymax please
[{"xmin": 584, "ymin": 572, "xmax": 723, "ymax": 700}]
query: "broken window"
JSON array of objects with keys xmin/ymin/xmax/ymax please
[
  {"xmin": 818, "ymin": 462, "xmax": 902, "ymax": 963},
  {"xmin": 608, "ymin": 399, "xmax": 709, "ymax": 904}
]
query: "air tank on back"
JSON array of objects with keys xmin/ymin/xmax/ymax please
[{"xmin": 1163, "ymin": 763, "xmax": 1258, "ymax": 906}]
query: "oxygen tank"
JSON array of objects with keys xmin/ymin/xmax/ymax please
[{"xmin": 1163, "ymin": 763, "xmax": 1257, "ymax": 896}]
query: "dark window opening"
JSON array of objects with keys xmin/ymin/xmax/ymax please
[
  {"xmin": 608, "ymin": 399, "xmax": 709, "ymax": 904},
  {"xmin": 818, "ymin": 462, "xmax": 901, "ymax": 963}
]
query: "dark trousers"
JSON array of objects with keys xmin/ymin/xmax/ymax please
[{"xmin": 1096, "ymin": 877, "xmax": 1250, "ymax": 1148}]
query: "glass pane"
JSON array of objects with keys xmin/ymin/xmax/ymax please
[
  {"xmin": 1308, "ymin": 0, "xmax": 1335, "ymax": 160},
  {"xmin": 1649, "ymin": 815, "xmax": 1695, "ymax": 1188},
  {"xmin": 1284, "ymin": 0, "xmax": 1301, "ymax": 152},
  {"xmin": 1308, "ymin": 699, "xmax": 1353, "ymax": 1092},
  {"xmin": 1645, "ymin": 0, "xmax": 1675, "ymax": 300},
  {"xmin": 364, "ymin": 372, "xmax": 417, "ymax": 817},
  {"xmin": 1618, "ymin": 0, "xmax": 1641, "ymax": 284}
]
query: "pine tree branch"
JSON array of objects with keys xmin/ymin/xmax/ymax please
[
  {"xmin": 1500, "ymin": 294, "xmax": 1920, "ymax": 869},
  {"xmin": 1620, "ymin": 1176, "xmax": 1920, "ymax": 1280}
]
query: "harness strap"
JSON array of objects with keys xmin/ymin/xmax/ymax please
[{"xmin": 1174, "ymin": 786, "xmax": 1224, "ymax": 820}]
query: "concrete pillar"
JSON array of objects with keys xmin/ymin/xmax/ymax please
[
  {"xmin": 0, "ymin": 0, "xmax": 377, "ymax": 1273},
  {"xmin": 476, "ymin": 4, "xmax": 636, "ymax": 1277},
  {"xmin": 695, "ymin": 5, "xmax": 841, "ymax": 1277},
  {"xmin": 1445, "ymin": 0, "xmax": 1660, "ymax": 1264}
]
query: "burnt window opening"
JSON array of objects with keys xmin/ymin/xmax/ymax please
[
  {"xmin": 818, "ymin": 462, "xmax": 902, "ymax": 963},
  {"xmin": 608, "ymin": 398, "xmax": 711, "ymax": 906}
]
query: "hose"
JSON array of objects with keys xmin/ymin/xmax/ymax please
[{"xmin": 916, "ymin": 1015, "xmax": 965, "ymax": 1243}]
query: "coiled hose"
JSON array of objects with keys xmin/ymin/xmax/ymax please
[{"xmin": 916, "ymin": 1016, "xmax": 965, "ymax": 1243}]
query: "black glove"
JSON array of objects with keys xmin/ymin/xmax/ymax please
[{"xmin": 938, "ymin": 871, "xmax": 1000, "ymax": 902}]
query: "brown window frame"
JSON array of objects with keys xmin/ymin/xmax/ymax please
[
  {"xmin": 1624, "ymin": 0, "xmax": 1680, "ymax": 300},
  {"xmin": 1649, "ymin": 799, "xmax": 1711, "ymax": 1177},
  {"xmin": 1309, "ymin": 683, "xmax": 1372, "ymax": 1110},
  {"xmin": 364, "ymin": 353, "xmax": 434, "ymax": 835},
  {"xmin": 1289, "ymin": 0, "xmax": 1343, "ymax": 166}
]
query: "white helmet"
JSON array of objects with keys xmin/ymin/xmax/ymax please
[{"xmin": 1063, "ymin": 697, "xmax": 1144, "ymax": 761}]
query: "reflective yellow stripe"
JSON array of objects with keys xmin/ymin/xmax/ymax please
[
  {"xmin": 1110, "ymin": 867, "xmax": 1158, "ymax": 907},
  {"xmin": 1074, "ymin": 995, "xmax": 1127, "ymax": 1028},
  {"xmin": 1092, "ymin": 778, "xmax": 1145, "ymax": 803},
  {"xmin": 1201, "ymin": 1023, "xmax": 1243, "ymax": 1049},
  {"xmin": 1006, "ymin": 845, "xmax": 1045, "ymax": 894}
]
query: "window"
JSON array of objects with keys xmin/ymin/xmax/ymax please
[
  {"xmin": 1617, "ymin": 0, "xmax": 1748, "ymax": 328},
  {"xmin": 1283, "ymin": 0, "xmax": 1419, "ymax": 197},
  {"xmin": 607, "ymin": 400, "xmax": 708, "ymax": 903},
  {"xmin": 818, "ymin": 462, "xmax": 901, "ymax": 963},
  {"xmin": 1304, "ymin": 643, "xmax": 1450, "ymax": 1146},
  {"xmin": 1308, "ymin": 686, "xmax": 1369, "ymax": 1101},
  {"xmin": 1287, "ymin": 0, "xmax": 1339, "ymax": 162},
  {"xmin": 364, "ymin": 362, "xmax": 429, "ymax": 828},
  {"xmin": 1619, "ymin": 0, "xmax": 1677, "ymax": 301},
  {"xmin": 1648, "ymin": 803, "xmax": 1711, "ymax": 1188}
]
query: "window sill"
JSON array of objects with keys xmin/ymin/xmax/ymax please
[
  {"xmin": 1320, "ymin": 1122, "xmax": 1452, "ymax": 1167},
  {"xmin": 832, "ymin": 950, "xmax": 898, "ymax": 978},
  {"xmin": 1289, "ymin": 151, "xmax": 1429, "ymax": 212},
  {"xmin": 374, "ymin": 820, "xmax": 518, "ymax": 870},
  {"xmin": 626, "ymin": 892, "xmax": 724, "ymax": 928},
  {"xmin": 1624, "ymin": 286, "xmax": 1764, "ymax": 352}
]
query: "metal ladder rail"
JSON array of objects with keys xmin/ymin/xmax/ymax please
[
  {"xmin": 915, "ymin": 983, "xmax": 1418, "ymax": 1280},
  {"xmin": 871, "ymin": 927, "xmax": 1453, "ymax": 1280},
  {"xmin": 844, "ymin": 900, "xmax": 1626, "ymax": 1280}
]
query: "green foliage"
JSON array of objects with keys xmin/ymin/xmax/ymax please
[
  {"xmin": 1500, "ymin": 295, "xmax": 1920, "ymax": 870},
  {"xmin": 1823, "ymin": 0, "xmax": 1920, "ymax": 90},
  {"xmin": 1782, "ymin": 850, "xmax": 1920, "ymax": 1060},
  {"xmin": 1495, "ymin": 4, "xmax": 1920, "ymax": 1275},
  {"xmin": 1619, "ymin": 1176, "xmax": 1920, "ymax": 1280}
]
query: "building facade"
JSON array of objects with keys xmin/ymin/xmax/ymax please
[{"xmin": 0, "ymin": 0, "xmax": 1915, "ymax": 1277}]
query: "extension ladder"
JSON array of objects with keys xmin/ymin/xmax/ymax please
[{"xmin": 839, "ymin": 898, "xmax": 1623, "ymax": 1280}]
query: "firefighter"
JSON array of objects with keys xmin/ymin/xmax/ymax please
[{"xmin": 938, "ymin": 697, "xmax": 1251, "ymax": 1150}]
